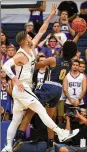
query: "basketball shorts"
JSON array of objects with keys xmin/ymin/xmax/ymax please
[
  {"xmin": 12, "ymin": 85, "xmax": 40, "ymax": 111},
  {"xmin": 34, "ymin": 83, "xmax": 62, "ymax": 108}
]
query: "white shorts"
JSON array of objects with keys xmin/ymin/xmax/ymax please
[{"xmin": 12, "ymin": 85, "xmax": 39, "ymax": 112}]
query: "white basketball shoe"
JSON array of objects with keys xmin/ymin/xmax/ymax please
[
  {"xmin": 58, "ymin": 129, "xmax": 79, "ymax": 142},
  {"xmin": 1, "ymin": 145, "xmax": 13, "ymax": 152}
]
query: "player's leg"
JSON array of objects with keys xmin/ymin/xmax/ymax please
[
  {"xmin": 28, "ymin": 99, "xmax": 79, "ymax": 142},
  {"xmin": 1, "ymin": 110, "xmax": 25, "ymax": 152},
  {"xmin": 13, "ymin": 109, "xmax": 35, "ymax": 151},
  {"xmin": 46, "ymin": 106, "xmax": 56, "ymax": 148}
]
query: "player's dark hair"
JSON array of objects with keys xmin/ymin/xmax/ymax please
[
  {"xmin": 63, "ymin": 40, "xmax": 77, "ymax": 61},
  {"xmin": 72, "ymin": 59, "xmax": 80, "ymax": 65},
  {"xmin": 16, "ymin": 31, "xmax": 27, "ymax": 45}
]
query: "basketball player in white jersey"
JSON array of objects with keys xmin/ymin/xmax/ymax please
[
  {"xmin": 2, "ymin": 5, "xmax": 79, "ymax": 152},
  {"xmin": 63, "ymin": 59, "xmax": 87, "ymax": 107}
]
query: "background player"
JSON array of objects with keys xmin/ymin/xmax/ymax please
[{"xmin": 63, "ymin": 59, "xmax": 86, "ymax": 109}]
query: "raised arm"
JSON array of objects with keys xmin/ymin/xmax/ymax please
[{"xmin": 32, "ymin": 4, "xmax": 57, "ymax": 47}]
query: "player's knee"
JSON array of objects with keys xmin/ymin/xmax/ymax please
[{"xmin": 59, "ymin": 147, "xmax": 69, "ymax": 152}]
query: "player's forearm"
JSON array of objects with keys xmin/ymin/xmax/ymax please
[
  {"xmin": 38, "ymin": 13, "xmax": 54, "ymax": 34},
  {"xmin": 2, "ymin": 58, "xmax": 16, "ymax": 80},
  {"xmin": 38, "ymin": 38, "xmax": 47, "ymax": 48},
  {"xmin": 79, "ymin": 90, "xmax": 86, "ymax": 101},
  {"xmin": 73, "ymin": 33, "xmax": 80, "ymax": 43},
  {"xmin": 79, "ymin": 115, "xmax": 87, "ymax": 125},
  {"xmin": 63, "ymin": 90, "xmax": 72, "ymax": 103}
]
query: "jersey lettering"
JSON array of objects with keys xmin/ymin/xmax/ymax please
[
  {"xmin": 1, "ymin": 91, "xmax": 7, "ymax": 100},
  {"xmin": 59, "ymin": 69, "xmax": 67, "ymax": 80}
]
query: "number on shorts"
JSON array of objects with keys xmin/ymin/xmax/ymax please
[{"xmin": 59, "ymin": 69, "xmax": 67, "ymax": 80}]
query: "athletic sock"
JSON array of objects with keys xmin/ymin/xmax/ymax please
[{"xmin": 15, "ymin": 130, "xmax": 26, "ymax": 141}]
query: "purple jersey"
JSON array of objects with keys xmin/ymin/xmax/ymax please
[
  {"xmin": 61, "ymin": 23, "xmax": 73, "ymax": 39},
  {"xmin": 1, "ymin": 84, "xmax": 12, "ymax": 113}
]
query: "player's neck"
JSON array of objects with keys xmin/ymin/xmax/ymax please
[
  {"xmin": 21, "ymin": 45, "xmax": 32, "ymax": 53},
  {"xmin": 71, "ymin": 70, "xmax": 79, "ymax": 76}
]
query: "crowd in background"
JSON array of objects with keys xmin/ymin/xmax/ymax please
[{"xmin": 1, "ymin": 1, "xmax": 87, "ymax": 152}]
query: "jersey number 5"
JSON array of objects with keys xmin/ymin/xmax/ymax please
[{"xmin": 59, "ymin": 69, "xmax": 67, "ymax": 80}]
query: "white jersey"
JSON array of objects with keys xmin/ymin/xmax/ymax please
[
  {"xmin": 15, "ymin": 47, "xmax": 36, "ymax": 88},
  {"xmin": 65, "ymin": 72, "xmax": 84, "ymax": 105}
]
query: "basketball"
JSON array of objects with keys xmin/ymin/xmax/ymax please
[{"xmin": 72, "ymin": 18, "xmax": 87, "ymax": 32}]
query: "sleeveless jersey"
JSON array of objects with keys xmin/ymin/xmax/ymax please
[
  {"xmin": 15, "ymin": 47, "xmax": 36, "ymax": 88},
  {"xmin": 50, "ymin": 57, "xmax": 71, "ymax": 85},
  {"xmin": 1, "ymin": 84, "xmax": 12, "ymax": 113},
  {"xmin": 66, "ymin": 72, "xmax": 84, "ymax": 105}
]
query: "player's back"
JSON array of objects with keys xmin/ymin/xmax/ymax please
[{"xmin": 50, "ymin": 56, "xmax": 71, "ymax": 85}]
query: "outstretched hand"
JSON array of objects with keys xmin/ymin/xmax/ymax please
[{"xmin": 50, "ymin": 4, "xmax": 57, "ymax": 16}]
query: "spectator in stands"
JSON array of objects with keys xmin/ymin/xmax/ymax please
[
  {"xmin": 48, "ymin": 109, "xmax": 87, "ymax": 152},
  {"xmin": 59, "ymin": 10, "xmax": 75, "ymax": 39},
  {"xmin": 63, "ymin": 59, "xmax": 86, "ymax": 110},
  {"xmin": 3, "ymin": 44, "xmax": 16, "ymax": 64},
  {"xmin": 79, "ymin": 1, "xmax": 87, "ymax": 22},
  {"xmin": 1, "ymin": 44, "xmax": 7, "ymax": 67},
  {"xmin": 1, "ymin": 30, "xmax": 9, "ymax": 46},
  {"xmin": 52, "ymin": 21, "xmax": 67, "ymax": 48},
  {"xmin": 24, "ymin": 21, "xmax": 36, "ymax": 37},
  {"xmin": 79, "ymin": 60, "xmax": 87, "ymax": 108},
  {"xmin": 57, "ymin": 1, "xmax": 78, "ymax": 22},
  {"xmin": 33, "ymin": 54, "xmax": 49, "ymax": 91},
  {"xmin": 38, "ymin": 35, "xmax": 61, "ymax": 57},
  {"xmin": 85, "ymin": 49, "xmax": 87, "ymax": 74},
  {"xmin": 85, "ymin": 49, "xmax": 87, "ymax": 61},
  {"xmin": 1, "ymin": 68, "xmax": 12, "ymax": 121},
  {"xmin": 24, "ymin": 21, "xmax": 34, "ymax": 33},
  {"xmin": 29, "ymin": 0, "xmax": 46, "ymax": 33},
  {"xmin": 79, "ymin": 60, "xmax": 86, "ymax": 74}
]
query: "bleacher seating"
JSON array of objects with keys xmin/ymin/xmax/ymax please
[{"xmin": 2, "ymin": 23, "xmax": 87, "ymax": 59}]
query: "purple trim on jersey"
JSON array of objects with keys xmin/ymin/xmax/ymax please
[
  {"xmin": 3, "ymin": 55, "xmax": 8, "ymax": 64},
  {"xmin": 70, "ymin": 72, "xmax": 80, "ymax": 79}
]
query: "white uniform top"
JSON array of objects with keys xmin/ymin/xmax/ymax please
[
  {"xmin": 65, "ymin": 72, "xmax": 84, "ymax": 105},
  {"xmin": 15, "ymin": 47, "xmax": 36, "ymax": 89}
]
